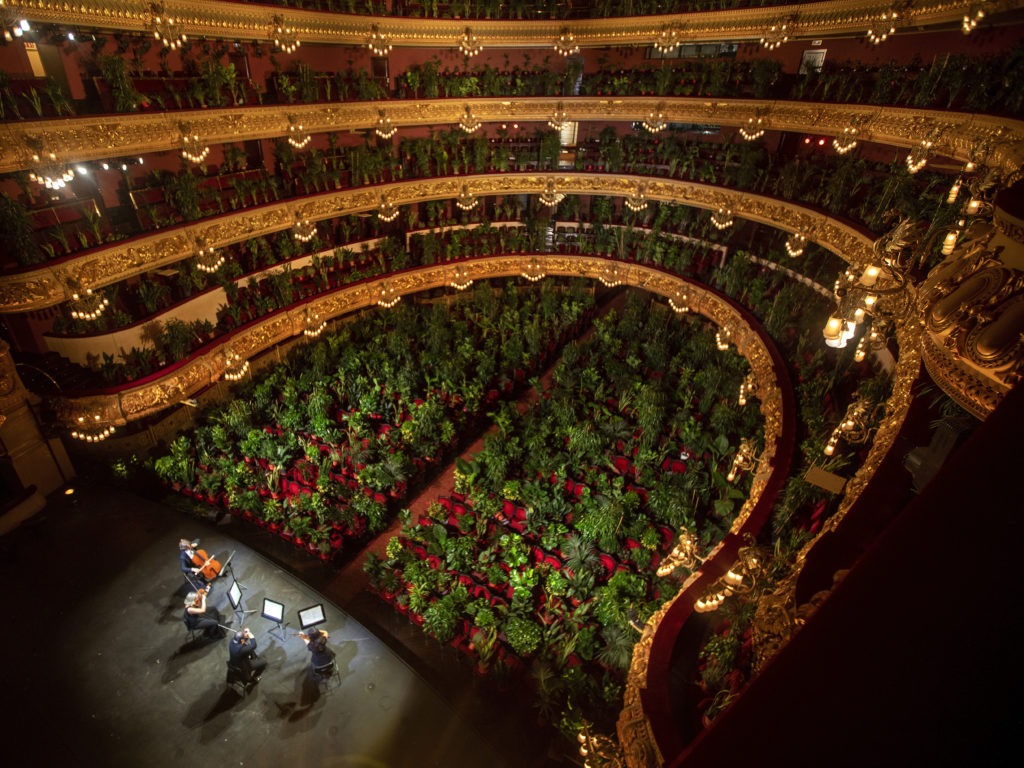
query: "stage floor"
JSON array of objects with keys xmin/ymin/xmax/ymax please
[{"xmin": 0, "ymin": 481, "xmax": 531, "ymax": 767}]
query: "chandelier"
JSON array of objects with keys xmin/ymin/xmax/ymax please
[
  {"xmin": 710, "ymin": 207, "xmax": 734, "ymax": 230},
  {"xmin": 824, "ymin": 392, "xmax": 883, "ymax": 456},
  {"xmin": 641, "ymin": 104, "xmax": 667, "ymax": 134},
  {"xmin": 375, "ymin": 109, "xmax": 397, "ymax": 140},
  {"xmin": 599, "ymin": 263, "xmax": 622, "ymax": 288},
  {"xmin": 459, "ymin": 27, "xmax": 482, "ymax": 57},
  {"xmin": 833, "ymin": 126, "xmax": 859, "ymax": 154},
  {"xmin": 715, "ymin": 327, "xmax": 732, "ymax": 351},
  {"xmin": 458, "ymin": 105, "xmax": 482, "ymax": 134},
  {"xmin": 547, "ymin": 102, "xmax": 568, "ymax": 131},
  {"xmin": 28, "ymin": 151, "xmax": 74, "ymax": 190},
  {"xmin": 739, "ymin": 115, "xmax": 766, "ymax": 141},
  {"xmin": 71, "ymin": 414, "xmax": 116, "ymax": 443},
  {"xmin": 694, "ymin": 534, "xmax": 765, "ymax": 613},
  {"xmin": 287, "ymin": 119, "xmax": 311, "ymax": 149},
  {"xmin": 303, "ymin": 308, "xmax": 326, "ymax": 338},
  {"xmin": 656, "ymin": 528, "xmax": 704, "ymax": 577},
  {"xmin": 181, "ymin": 132, "xmax": 210, "ymax": 165},
  {"xmin": 726, "ymin": 438, "xmax": 760, "ymax": 483},
  {"xmin": 538, "ymin": 180, "xmax": 564, "ymax": 208},
  {"xmin": 223, "ymin": 350, "xmax": 250, "ymax": 381},
  {"xmin": 377, "ymin": 281, "xmax": 401, "ymax": 308},
  {"xmin": 785, "ymin": 231, "xmax": 807, "ymax": 258},
  {"xmin": 378, "ymin": 196, "xmax": 400, "ymax": 222},
  {"xmin": 760, "ymin": 23, "xmax": 789, "ymax": 51},
  {"xmin": 738, "ymin": 373, "xmax": 756, "ymax": 406},
  {"xmin": 554, "ymin": 27, "xmax": 579, "ymax": 57},
  {"xmin": 853, "ymin": 318, "xmax": 889, "ymax": 363},
  {"xmin": 69, "ymin": 287, "xmax": 110, "ymax": 322},
  {"xmin": 455, "ymin": 184, "xmax": 478, "ymax": 211},
  {"xmin": 866, "ymin": 10, "xmax": 899, "ymax": 45},
  {"xmin": 653, "ymin": 24, "xmax": 681, "ymax": 55},
  {"xmin": 576, "ymin": 721, "xmax": 625, "ymax": 767},
  {"xmin": 367, "ymin": 24, "xmax": 392, "ymax": 56},
  {"xmin": 194, "ymin": 241, "xmax": 224, "ymax": 274},
  {"xmin": 962, "ymin": 8, "xmax": 985, "ymax": 34},
  {"xmin": 293, "ymin": 214, "xmax": 317, "ymax": 243},
  {"xmin": 149, "ymin": 3, "xmax": 186, "ymax": 50},
  {"xmin": 668, "ymin": 288, "xmax": 689, "ymax": 314},
  {"xmin": 450, "ymin": 264, "xmax": 473, "ymax": 291},
  {"xmin": 905, "ymin": 138, "xmax": 933, "ymax": 174},
  {"xmin": 272, "ymin": 16, "xmax": 301, "ymax": 54},
  {"xmin": 624, "ymin": 184, "xmax": 648, "ymax": 213},
  {"xmin": 521, "ymin": 257, "xmax": 546, "ymax": 282}
]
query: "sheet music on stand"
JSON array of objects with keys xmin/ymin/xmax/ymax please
[{"xmin": 262, "ymin": 598, "xmax": 288, "ymax": 640}]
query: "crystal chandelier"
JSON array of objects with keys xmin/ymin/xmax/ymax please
[
  {"xmin": 710, "ymin": 207, "xmax": 734, "ymax": 230},
  {"xmin": 287, "ymin": 119, "xmax": 311, "ymax": 149},
  {"xmin": 28, "ymin": 151, "xmax": 74, "ymax": 190},
  {"xmin": 455, "ymin": 184, "xmax": 478, "ymax": 211},
  {"xmin": 458, "ymin": 105, "xmax": 482, "ymax": 134},
  {"xmin": 71, "ymin": 414, "xmax": 116, "ymax": 443},
  {"xmin": 272, "ymin": 16, "xmax": 301, "ymax": 54},
  {"xmin": 554, "ymin": 28, "xmax": 579, "ymax": 57},
  {"xmin": 149, "ymin": 3, "xmax": 186, "ymax": 50},
  {"xmin": 832, "ymin": 126, "xmax": 859, "ymax": 154},
  {"xmin": 668, "ymin": 288, "xmax": 689, "ymax": 314},
  {"xmin": 378, "ymin": 196, "xmax": 400, "ymax": 222},
  {"xmin": 738, "ymin": 115, "xmax": 766, "ymax": 141},
  {"xmin": 293, "ymin": 214, "xmax": 317, "ymax": 243},
  {"xmin": 624, "ymin": 184, "xmax": 648, "ymax": 213},
  {"xmin": 538, "ymin": 180, "xmax": 564, "ymax": 208},
  {"xmin": 195, "ymin": 241, "xmax": 224, "ymax": 274},
  {"xmin": 653, "ymin": 24, "xmax": 680, "ymax": 55},
  {"xmin": 181, "ymin": 132, "xmax": 210, "ymax": 165},
  {"xmin": 760, "ymin": 23, "xmax": 789, "ymax": 51},
  {"xmin": 785, "ymin": 231, "xmax": 807, "ymax": 258},
  {"xmin": 450, "ymin": 264, "xmax": 473, "ymax": 291},
  {"xmin": 866, "ymin": 10, "xmax": 898, "ymax": 45},
  {"xmin": 367, "ymin": 24, "xmax": 392, "ymax": 56},
  {"xmin": 377, "ymin": 281, "xmax": 401, "ymax": 308},
  {"xmin": 641, "ymin": 104, "xmax": 667, "ymax": 134},
  {"xmin": 223, "ymin": 350, "xmax": 250, "ymax": 381},
  {"xmin": 459, "ymin": 27, "xmax": 482, "ymax": 57},
  {"xmin": 520, "ymin": 257, "xmax": 546, "ymax": 282},
  {"xmin": 375, "ymin": 109, "xmax": 397, "ymax": 140},
  {"xmin": 69, "ymin": 287, "xmax": 110, "ymax": 321},
  {"xmin": 547, "ymin": 102, "xmax": 568, "ymax": 131}
]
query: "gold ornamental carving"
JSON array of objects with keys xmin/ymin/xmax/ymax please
[
  {"xmin": 3, "ymin": 100, "xmax": 1020, "ymax": 178},
  {"xmin": 0, "ymin": 173, "xmax": 876, "ymax": 313},
  {"xmin": 1, "ymin": 0, "xmax": 1000, "ymax": 48}
]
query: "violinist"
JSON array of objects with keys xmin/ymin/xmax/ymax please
[
  {"xmin": 228, "ymin": 628, "xmax": 267, "ymax": 683},
  {"xmin": 299, "ymin": 627, "xmax": 334, "ymax": 668},
  {"xmin": 183, "ymin": 589, "xmax": 227, "ymax": 640}
]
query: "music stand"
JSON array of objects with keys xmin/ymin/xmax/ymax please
[
  {"xmin": 227, "ymin": 579, "xmax": 256, "ymax": 623},
  {"xmin": 297, "ymin": 603, "xmax": 327, "ymax": 631},
  {"xmin": 261, "ymin": 598, "xmax": 288, "ymax": 640}
]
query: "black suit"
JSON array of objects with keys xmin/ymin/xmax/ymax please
[{"xmin": 229, "ymin": 634, "xmax": 268, "ymax": 679}]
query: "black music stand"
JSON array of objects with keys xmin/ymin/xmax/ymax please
[
  {"xmin": 227, "ymin": 579, "xmax": 256, "ymax": 623},
  {"xmin": 261, "ymin": 598, "xmax": 288, "ymax": 641},
  {"xmin": 297, "ymin": 603, "xmax": 327, "ymax": 631}
]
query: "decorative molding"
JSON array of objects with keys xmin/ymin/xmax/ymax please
[
  {"xmin": 2, "ymin": 99, "xmax": 1020, "ymax": 178},
  {"xmin": 2, "ymin": 0, "xmax": 998, "ymax": 47},
  {"xmin": 0, "ymin": 173, "xmax": 875, "ymax": 313}
]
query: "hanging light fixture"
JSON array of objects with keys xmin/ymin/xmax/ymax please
[
  {"xmin": 303, "ymin": 308, "xmax": 327, "ymax": 338},
  {"xmin": 760, "ymin": 23, "xmax": 789, "ymax": 50},
  {"xmin": 287, "ymin": 118, "xmax": 311, "ymax": 149},
  {"xmin": 521, "ymin": 257, "xmax": 546, "ymax": 282},
  {"xmin": 599, "ymin": 263, "xmax": 622, "ymax": 288},
  {"xmin": 668, "ymin": 288, "xmax": 689, "ymax": 314},
  {"xmin": 450, "ymin": 264, "xmax": 473, "ymax": 291},
  {"xmin": 181, "ymin": 131, "xmax": 210, "ymax": 165},
  {"xmin": 824, "ymin": 392, "xmax": 883, "ymax": 456},
  {"xmin": 738, "ymin": 115, "xmax": 766, "ymax": 141},
  {"xmin": 375, "ymin": 109, "xmax": 397, "ymax": 139},
  {"xmin": 833, "ymin": 126, "xmax": 859, "ymax": 154},
  {"xmin": 710, "ymin": 207, "xmax": 734, "ymax": 230},
  {"xmin": 69, "ymin": 287, "xmax": 110, "ymax": 322},
  {"xmin": 962, "ymin": 8, "xmax": 985, "ymax": 34},
  {"xmin": 367, "ymin": 24, "xmax": 392, "ymax": 55},
  {"xmin": 149, "ymin": 2, "xmax": 187, "ymax": 50},
  {"xmin": 459, "ymin": 27, "xmax": 482, "ymax": 57},
  {"xmin": 554, "ymin": 27, "xmax": 579, "ymax": 57},
  {"xmin": 641, "ymin": 104, "xmax": 667, "ymax": 134},
  {"xmin": 785, "ymin": 231, "xmax": 807, "ymax": 258},
  {"xmin": 656, "ymin": 528, "xmax": 703, "ymax": 577},
  {"xmin": 28, "ymin": 151, "xmax": 75, "ymax": 190},
  {"xmin": 378, "ymin": 195, "xmax": 400, "ymax": 222},
  {"xmin": 905, "ymin": 139, "xmax": 933, "ymax": 174},
  {"xmin": 726, "ymin": 438, "xmax": 760, "ymax": 482},
  {"xmin": 738, "ymin": 373, "xmax": 756, "ymax": 406},
  {"xmin": 458, "ymin": 105, "xmax": 482, "ymax": 134},
  {"xmin": 455, "ymin": 184, "xmax": 479, "ymax": 211},
  {"xmin": 866, "ymin": 10, "xmax": 899, "ymax": 45},
  {"xmin": 653, "ymin": 24, "xmax": 681, "ymax": 55},
  {"xmin": 538, "ymin": 180, "xmax": 564, "ymax": 208},
  {"xmin": 70, "ymin": 414, "xmax": 116, "ymax": 443},
  {"xmin": 547, "ymin": 102, "xmax": 569, "ymax": 131},
  {"xmin": 715, "ymin": 327, "xmax": 732, "ymax": 351},
  {"xmin": 195, "ymin": 240, "xmax": 224, "ymax": 273},
  {"xmin": 293, "ymin": 213, "xmax": 317, "ymax": 243},
  {"xmin": 625, "ymin": 183, "xmax": 648, "ymax": 213},
  {"xmin": 223, "ymin": 350, "xmax": 250, "ymax": 381},
  {"xmin": 377, "ymin": 280, "xmax": 401, "ymax": 308},
  {"xmin": 271, "ymin": 15, "xmax": 301, "ymax": 54}
]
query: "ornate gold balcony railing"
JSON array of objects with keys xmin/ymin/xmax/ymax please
[{"xmin": 0, "ymin": 172, "xmax": 876, "ymax": 313}]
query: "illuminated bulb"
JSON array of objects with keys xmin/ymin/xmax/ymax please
[
  {"xmin": 966, "ymin": 198, "xmax": 981, "ymax": 215},
  {"xmin": 860, "ymin": 265, "xmax": 880, "ymax": 287},
  {"xmin": 942, "ymin": 231, "xmax": 958, "ymax": 256},
  {"xmin": 947, "ymin": 178, "xmax": 962, "ymax": 204}
]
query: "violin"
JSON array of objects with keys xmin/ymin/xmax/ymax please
[
  {"xmin": 187, "ymin": 539, "xmax": 223, "ymax": 581},
  {"xmin": 298, "ymin": 629, "xmax": 329, "ymax": 641},
  {"xmin": 192, "ymin": 587, "xmax": 209, "ymax": 608}
]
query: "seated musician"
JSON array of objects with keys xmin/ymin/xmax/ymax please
[
  {"xmin": 228, "ymin": 628, "xmax": 268, "ymax": 683},
  {"xmin": 179, "ymin": 538, "xmax": 211, "ymax": 592},
  {"xmin": 299, "ymin": 627, "xmax": 335, "ymax": 669},
  {"xmin": 183, "ymin": 589, "xmax": 226, "ymax": 640}
]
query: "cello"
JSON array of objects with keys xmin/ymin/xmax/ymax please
[{"xmin": 186, "ymin": 539, "xmax": 223, "ymax": 582}]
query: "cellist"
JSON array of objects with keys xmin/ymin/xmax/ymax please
[{"xmin": 179, "ymin": 538, "xmax": 212, "ymax": 592}]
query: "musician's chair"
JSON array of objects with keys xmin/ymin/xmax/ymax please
[
  {"xmin": 312, "ymin": 659, "xmax": 340, "ymax": 692},
  {"xmin": 226, "ymin": 661, "xmax": 259, "ymax": 696}
]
